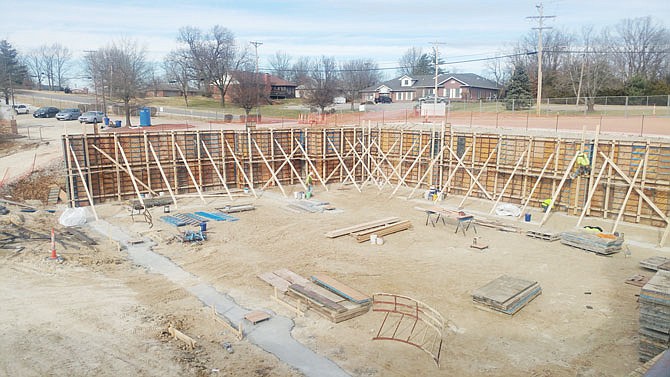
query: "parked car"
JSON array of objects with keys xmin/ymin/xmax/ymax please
[
  {"xmin": 56, "ymin": 108, "xmax": 82, "ymax": 121},
  {"xmin": 13, "ymin": 104, "xmax": 30, "ymax": 114},
  {"xmin": 33, "ymin": 107, "xmax": 60, "ymax": 118},
  {"xmin": 374, "ymin": 96, "xmax": 392, "ymax": 104},
  {"xmin": 418, "ymin": 95, "xmax": 449, "ymax": 103},
  {"xmin": 78, "ymin": 111, "xmax": 105, "ymax": 124}
]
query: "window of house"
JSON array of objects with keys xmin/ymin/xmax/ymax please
[
  {"xmin": 402, "ymin": 79, "xmax": 410, "ymax": 86},
  {"xmin": 396, "ymin": 92, "xmax": 401, "ymax": 101},
  {"xmin": 450, "ymin": 88, "xmax": 461, "ymax": 98}
]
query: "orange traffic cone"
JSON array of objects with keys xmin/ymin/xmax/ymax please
[{"xmin": 49, "ymin": 228, "xmax": 58, "ymax": 260}]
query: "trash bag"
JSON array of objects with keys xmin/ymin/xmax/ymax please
[
  {"xmin": 495, "ymin": 203, "xmax": 521, "ymax": 217},
  {"xmin": 59, "ymin": 207, "xmax": 88, "ymax": 227}
]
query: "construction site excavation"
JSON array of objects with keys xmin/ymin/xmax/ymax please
[{"xmin": 4, "ymin": 118, "xmax": 670, "ymax": 376}]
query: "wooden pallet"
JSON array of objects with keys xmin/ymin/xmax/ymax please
[{"xmin": 526, "ymin": 230, "xmax": 560, "ymax": 242}]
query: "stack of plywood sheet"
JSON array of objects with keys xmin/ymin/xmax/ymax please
[
  {"xmin": 639, "ymin": 270, "xmax": 670, "ymax": 362},
  {"xmin": 640, "ymin": 256, "xmax": 670, "ymax": 272},
  {"xmin": 560, "ymin": 231, "xmax": 624, "ymax": 255},
  {"xmin": 258, "ymin": 269, "xmax": 371, "ymax": 323},
  {"xmin": 472, "ymin": 275, "xmax": 542, "ymax": 315}
]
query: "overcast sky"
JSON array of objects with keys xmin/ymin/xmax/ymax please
[{"xmin": 1, "ymin": 0, "xmax": 668, "ymax": 80}]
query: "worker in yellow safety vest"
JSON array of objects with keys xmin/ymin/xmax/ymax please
[
  {"xmin": 541, "ymin": 198, "xmax": 552, "ymax": 212},
  {"xmin": 572, "ymin": 152, "xmax": 591, "ymax": 178},
  {"xmin": 306, "ymin": 172, "xmax": 313, "ymax": 193}
]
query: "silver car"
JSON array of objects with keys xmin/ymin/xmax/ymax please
[
  {"xmin": 56, "ymin": 108, "xmax": 82, "ymax": 121},
  {"xmin": 78, "ymin": 111, "xmax": 105, "ymax": 124}
]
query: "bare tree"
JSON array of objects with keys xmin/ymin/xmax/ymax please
[
  {"xmin": 484, "ymin": 52, "xmax": 511, "ymax": 97},
  {"xmin": 289, "ymin": 56, "xmax": 313, "ymax": 87},
  {"xmin": 268, "ymin": 51, "xmax": 292, "ymax": 80},
  {"xmin": 24, "ymin": 50, "xmax": 44, "ymax": 89},
  {"xmin": 230, "ymin": 71, "xmax": 264, "ymax": 128},
  {"xmin": 397, "ymin": 47, "xmax": 432, "ymax": 76},
  {"xmin": 569, "ymin": 27, "xmax": 615, "ymax": 112},
  {"xmin": 611, "ymin": 16, "xmax": 670, "ymax": 81},
  {"xmin": 164, "ymin": 49, "xmax": 194, "ymax": 107},
  {"xmin": 36, "ymin": 43, "xmax": 72, "ymax": 90},
  {"xmin": 177, "ymin": 25, "xmax": 250, "ymax": 107},
  {"xmin": 339, "ymin": 58, "xmax": 382, "ymax": 110},
  {"xmin": 304, "ymin": 56, "xmax": 338, "ymax": 113},
  {"xmin": 86, "ymin": 40, "xmax": 150, "ymax": 127}
]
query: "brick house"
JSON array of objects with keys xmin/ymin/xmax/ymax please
[
  {"xmin": 360, "ymin": 73, "xmax": 499, "ymax": 102},
  {"xmin": 210, "ymin": 72, "xmax": 297, "ymax": 102},
  {"xmin": 146, "ymin": 83, "xmax": 198, "ymax": 98}
]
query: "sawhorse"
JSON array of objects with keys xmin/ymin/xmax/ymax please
[
  {"xmin": 425, "ymin": 210, "xmax": 446, "ymax": 227},
  {"xmin": 455, "ymin": 215, "xmax": 476, "ymax": 235}
]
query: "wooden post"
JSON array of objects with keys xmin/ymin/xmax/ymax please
[
  {"xmin": 328, "ymin": 138, "xmax": 362, "ymax": 192},
  {"xmin": 116, "ymin": 141, "xmax": 145, "ymax": 210},
  {"xmin": 200, "ymin": 140, "xmax": 234, "ymax": 201},
  {"xmin": 407, "ymin": 143, "xmax": 451, "ymax": 199},
  {"xmin": 90, "ymin": 145, "xmax": 158, "ymax": 195},
  {"xmin": 576, "ymin": 161, "xmax": 608, "ymax": 228},
  {"xmin": 252, "ymin": 139, "xmax": 287, "ymax": 197},
  {"xmin": 148, "ymin": 141, "xmax": 178, "ymax": 207},
  {"xmin": 294, "ymin": 138, "xmax": 329, "ymax": 191},
  {"xmin": 489, "ymin": 144, "xmax": 530, "ymax": 214},
  {"xmin": 517, "ymin": 153, "xmax": 554, "ymax": 219},
  {"xmin": 441, "ymin": 146, "xmax": 493, "ymax": 200},
  {"xmin": 459, "ymin": 143, "xmax": 499, "ymax": 208},
  {"xmin": 174, "ymin": 142, "xmax": 206, "ymax": 204},
  {"xmin": 539, "ymin": 151, "xmax": 580, "ymax": 226},
  {"xmin": 225, "ymin": 140, "xmax": 258, "ymax": 198},
  {"xmin": 390, "ymin": 143, "xmax": 430, "ymax": 196},
  {"xmin": 611, "ymin": 146, "xmax": 647, "ymax": 233},
  {"xmin": 68, "ymin": 145, "xmax": 99, "ymax": 220}
]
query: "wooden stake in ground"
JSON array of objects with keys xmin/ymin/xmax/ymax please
[
  {"xmin": 147, "ymin": 141, "xmax": 178, "ymax": 207},
  {"xmin": 68, "ymin": 145, "xmax": 99, "ymax": 220},
  {"xmin": 517, "ymin": 153, "xmax": 554, "ymax": 219}
]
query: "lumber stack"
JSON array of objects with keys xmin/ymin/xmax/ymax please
[
  {"xmin": 560, "ymin": 231, "xmax": 624, "ymax": 255},
  {"xmin": 639, "ymin": 270, "xmax": 670, "ymax": 362},
  {"xmin": 640, "ymin": 256, "xmax": 670, "ymax": 272},
  {"xmin": 258, "ymin": 269, "xmax": 371, "ymax": 323},
  {"xmin": 472, "ymin": 275, "xmax": 542, "ymax": 315},
  {"xmin": 324, "ymin": 217, "xmax": 412, "ymax": 242}
]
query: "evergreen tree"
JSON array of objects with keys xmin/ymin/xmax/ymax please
[
  {"xmin": 0, "ymin": 40, "xmax": 27, "ymax": 105},
  {"xmin": 505, "ymin": 65, "xmax": 533, "ymax": 110}
]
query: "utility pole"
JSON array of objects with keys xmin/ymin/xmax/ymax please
[
  {"xmin": 250, "ymin": 41, "xmax": 263, "ymax": 128},
  {"xmin": 527, "ymin": 2, "xmax": 554, "ymax": 115},
  {"xmin": 430, "ymin": 42, "xmax": 445, "ymax": 115}
]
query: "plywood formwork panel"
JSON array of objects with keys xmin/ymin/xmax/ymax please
[{"xmin": 62, "ymin": 127, "xmax": 670, "ymax": 236}]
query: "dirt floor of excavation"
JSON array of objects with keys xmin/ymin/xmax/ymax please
[{"xmin": 1, "ymin": 177, "xmax": 665, "ymax": 376}]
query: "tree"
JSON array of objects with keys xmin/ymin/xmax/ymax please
[
  {"xmin": 484, "ymin": 53, "xmax": 510, "ymax": 98},
  {"xmin": 339, "ymin": 58, "xmax": 382, "ymax": 110},
  {"xmin": 304, "ymin": 56, "xmax": 338, "ymax": 113},
  {"xmin": 177, "ymin": 25, "xmax": 250, "ymax": 107},
  {"xmin": 230, "ymin": 71, "xmax": 264, "ymax": 128},
  {"xmin": 164, "ymin": 50, "xmax": 195, "ymax": 107},
  {"xmin": 397, "ymin": 47, "xmax": 433, "ymax": 76},
  {"xmin": 0, "ymin": 40, "xmax": 26, "ymax": 105},
  {"xmin": 611, "ymin": 17, "xmax": 670, "ymax": 81},
  {"xmin": 32, "ymin": 43, "xmax": 72, "ymax": 91},
  {"xmin": 569, "ymin": 27, "xmax": 615, "ymax": 112},
  {"xmin": 268, "ymin": 51, "xmax": 292, "ymax": 80},
  {"xmin": 505, "ymin": 66, "xmax": 533, "ymax": 110},
  {"xmin": 86, "ymin": 40, "xmax": 150, "ymax": 127},
  {"xmin": 289, "ymin": 56, "xmax": 313, "ymax": 87}
]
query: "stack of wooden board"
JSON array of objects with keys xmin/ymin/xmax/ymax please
[
  {"xmin": 526, "ymin": 230, "xmax": 560, "ymax": 242},
  {"xmin": 560, "ymin": 231, "xmax": 624, "ymax": 255},
  {"xmin": 324, "ymin": 217, "xmax": 411, "ymax": 243},
  {"xmin": 472, "ymin": 275, "xmax": 542, "ymax": 315},
  {"xmin": 258, "ymin": 269, "xmax": 371, "ymax": 323},
  {"xmin": 639, "ymin": 270, "xmax": 670, "ymax": 362},
  {"xmin": 640, "ymin": 256, "xmax": 670, "ymax": 272}
]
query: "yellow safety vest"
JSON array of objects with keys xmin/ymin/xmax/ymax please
[
  {"xmin": 577, "ymin": 153, "xmax": 590, "ymax": 167},
  {"xmin": 542, "ymin": 199, "xmax": 552, "ymax": 207}
]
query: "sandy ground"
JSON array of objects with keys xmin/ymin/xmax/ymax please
[{"xmin": 1, "ymin": 108, "xmax": 670, "ymax": 376}]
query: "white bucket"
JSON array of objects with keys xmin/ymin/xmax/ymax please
[
  {"xmin": 370, "ymin": 234, "xmax": 377, "ymax": 245},
  {"xmin": 376, "ymin": 237, "xmax": 384, "ymax": 245}
]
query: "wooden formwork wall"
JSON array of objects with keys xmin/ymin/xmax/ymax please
[{"xmin": 63, "ymin": 126, "xmax": 670, "ymax": 230}]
